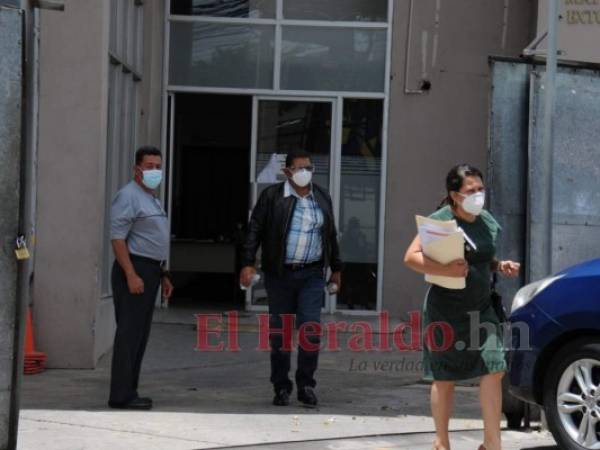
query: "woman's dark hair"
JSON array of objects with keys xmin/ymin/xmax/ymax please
[
  {"xmin": 135, "ymin": 146, "xmax": 162, "ymax": 165},
  {"xmin": 439, "ymin": 164, "xmax": 484, "ymax": 208}
]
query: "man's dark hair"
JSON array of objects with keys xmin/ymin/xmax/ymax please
[
  {"xmin": 135, "ymin": 146, "xmax": 162, "ymax": 165},
  {"xmin": 285, "ymin": 149, "xmax": 312, "ymax": 168}
]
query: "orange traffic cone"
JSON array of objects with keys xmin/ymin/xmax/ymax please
[{"xmin": 24, "ymin": 307, "xmax": 47, "ymax": 375}]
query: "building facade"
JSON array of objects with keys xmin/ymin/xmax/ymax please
[{"xmin": 32, "ymin": 0, "xmax": 537, "ymax": 368}]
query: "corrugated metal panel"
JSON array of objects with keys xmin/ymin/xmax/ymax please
[
  {"xmin": 488, "ymin": 59, "xmax": 530, "ymax": 302},
  {"xmin": 528, "ymin": 65, "xmax": 600, "ymax": 281},
  {"xmin": 490, "ymin": 59, "xmax": 600, "ymax": 289},
  {"xmin": 0, "ymin": 6, "xmax": 23, "ymax": 448}
]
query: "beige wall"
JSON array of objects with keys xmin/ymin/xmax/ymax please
[
  {"xmin": 35, "ymin": 0, "xmax": 111, "ymax": 368},
  {"xmin": 538, "ymin": 0, "xmax": 600, "ymax": 63},
  {"xmin": 35, "ymin": 0, "xmax": 165, "ymax": 368},
  {"xmin": 382, "ymin": 0, "xmax": 537, "ymax": 317}
]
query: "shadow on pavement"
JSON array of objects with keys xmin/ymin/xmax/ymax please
[
  {"xmin": 21, "ymin": 322, "xmax": 508, "ymax": 421},
  {"xmin": 520, "ymin": 447, "xmax": 558, "ymax": 450}
]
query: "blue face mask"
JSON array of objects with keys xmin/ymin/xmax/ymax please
[{"xmin": 142, "ymin": 169, "xmax": 162, "ymax": 190}]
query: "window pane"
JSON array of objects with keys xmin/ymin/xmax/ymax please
[
  {"xmin": 169, "ymin": 22, "xmax": 275, "ymax": 89},
  {"xmin": 283, "ymin": 0, "xmax": 388, "ymax": 22},
  {"xmin": 109, "ymin": 0, "xmax": 117, "ymax": 54},
  {"xmin": 129, "ymin": 82, "xmax": 138, "ymax": 167},
  {"xmin": 171, "ymin": 0, "xmax": 276, "ymax": 18},
  {"xmin": 115, "ymin": 0, "xmax": 126, "ymax": 58},
  {"xmin": 256, "ymin": 100, "xmax": 332, "ymax": 189},
  {"xmin": 126, "ymin": 0, "xmax": 136, "ymax": 67},
  {"xmin": 102, "ymin": 65, "xmax": 121, "ymax": 296},
  {"xmin": 136, "ymin": 5, "xmax": 144, "ymax": 72},
  {"xmin": 281, "ymin": 27, "xmax": 386, "ymax": 92},
  {"xmin": 337, "ymin": 99, "xmax": 383, "ymax": 311},
  {"xmin": 119, "ymin": 74, "xmax": 132, "ymax": 184}
]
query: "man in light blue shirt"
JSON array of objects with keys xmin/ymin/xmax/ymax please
[{"xmin": 108, "ymin": 146, "xmax": 173, "ymax": 410}]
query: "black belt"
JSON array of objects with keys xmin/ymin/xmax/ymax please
[
  {"xmin": 130, "ymin": 254, "xmax": 164, "ymax": 267},
  {"xmin": 283, "ymin": 260, "xmax": 323, "ymax": 271}
]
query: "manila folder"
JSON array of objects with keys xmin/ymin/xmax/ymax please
[
  {"xmin": 415, "ymin": 216, "xmax": 466, "ymax": 290},
  {"xmin": 422, "ymin": 232, "xmax": 466, "ymax": 289}
]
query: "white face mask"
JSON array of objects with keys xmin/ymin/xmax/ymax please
[
  {"xmin": 458, "ymin": 191, "xmax": 485, "ymax": 216},
  {"xmin": 291, "ymin": 169, "xmax": 312, "ymax": 188}
]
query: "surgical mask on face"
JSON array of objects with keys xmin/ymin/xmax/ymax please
[
  {"xmin": 292, "ymin": 169, "xmax": 312, "ymax": 188},
  {"xmin": 142, "ymin": 169, "xmax": 163, "ymax": 190},
  {"xmin": 458, "ymin": 191, "xmax": 485, "ymax": 216}
]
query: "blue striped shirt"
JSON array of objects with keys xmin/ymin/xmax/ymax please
[{"xmin": 284, "ymin": 181, "xmax": 324, "ymax": 264}]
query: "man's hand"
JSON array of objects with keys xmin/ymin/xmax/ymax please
[
  {"xmin": 126, "ymin": 272, "xmax": 144, "ymax": 295},
  {"xmin": 445, "ymin": 259, "xmax": 469, "ymax": 278},
  {"xmin": 498, "ymin": 260, "xmax": 520, "ymax": 278},
  {"xmin": 162, "ymin": 276, "xmax": 174, "ymax": 300},
  {"xmin": 329, "ymin": 271, "xmax": 342, "ymax": 291},
  {"xmin": 240, "ymin": 266, "xmax": 257, "ymax": 288}
]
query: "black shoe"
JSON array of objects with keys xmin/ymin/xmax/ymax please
[
  {"xmin": 273, "ymin": 389, "xmax": 290, "ymax": 406},
  {"xmin": 297, "ymin": 387, "xmax": 318, "ymax": 407},
  {"xmin": 108, "ymin": 397, "xmax": 153, "ymax": 410}
]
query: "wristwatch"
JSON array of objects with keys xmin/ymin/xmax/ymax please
[{"xmin": 491, "ymin": 259, "xmax": 501, "ymax": 272}]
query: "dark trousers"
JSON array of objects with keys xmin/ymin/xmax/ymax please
[
  {"xmin": 109, "ymin": 256, "xmax": 161, "ymax": 404},
  {"xmin": 264, "ymin": 266, "xmax": 326, "ymax": 394}
]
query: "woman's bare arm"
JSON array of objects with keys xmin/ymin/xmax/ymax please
[{"xmin": 404, "ymin": 234, "xmax": 468, "ymax": 278}]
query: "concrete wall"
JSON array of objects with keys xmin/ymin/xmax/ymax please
[
  {"xmin": 382, "ymin": 0, "xmax": 537, "ymax": 317},
  {"xmin": 34, "ymin": 0, "xmax": 110, "ymax": 368},
  {"xmin": 0, "ymin": 6, "xmax": 23, "ymax": 447}
]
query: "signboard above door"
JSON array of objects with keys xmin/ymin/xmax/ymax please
[{"xmin": 538, "ymin": 0, "xmax": 600, "ymax": 64}]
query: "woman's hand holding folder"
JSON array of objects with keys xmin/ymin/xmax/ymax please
[{"xmin": 445, "ymin": 258, "xmax": 469, "ymax": 278}]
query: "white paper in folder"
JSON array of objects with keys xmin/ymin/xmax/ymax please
[{"xmin": 415, "ymin": 215, "xmax": 466, "ymax": 289}]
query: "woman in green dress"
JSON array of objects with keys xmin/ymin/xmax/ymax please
[{"xmin": 404, "ymin": 164, "xmax": 520, "ymax": 450}]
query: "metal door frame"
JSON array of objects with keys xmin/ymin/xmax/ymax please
[{"xmin": 246, "ymin": 95, "xmax": 339, "ymax": 313}]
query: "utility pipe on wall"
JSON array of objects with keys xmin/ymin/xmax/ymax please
[{"xmin": 540, "ymin": 0, "xmax": 559, "ymax": 277}]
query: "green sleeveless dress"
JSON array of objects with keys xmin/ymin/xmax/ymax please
[{"xmin": 422, "ymin": 205, "xmax": 507, "ymax": 381}]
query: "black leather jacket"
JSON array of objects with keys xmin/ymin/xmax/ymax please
[{"xmin": 241, "ymin": 182, "xmax": 343, "ymax": 276}]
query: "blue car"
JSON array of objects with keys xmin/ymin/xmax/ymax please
[{"xmin": 509, "ymin": 258, "xmax": 600, "ymax": 450}]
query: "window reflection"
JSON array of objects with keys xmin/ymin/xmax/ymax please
[
  {"xmin": 169, "ymin": 22, "xmax": 274, "ymax": 88},
  {"xmin": 337, "ymin": 99, "xmax": 383, "ymax": 310},
  {"xmin": 171, "ymin": 0, "xmax": 276, "ymax": 18},
  {"xmin": 284, "ymin": 0, "xmax": 388, "ymax": 22},
  {"xmin": 281, "ymin": 27, "xmax": 387, "ymax": 92},
  {"xmin": 256, "ymin": 101, "xmax": 332, "ymax": 190}
]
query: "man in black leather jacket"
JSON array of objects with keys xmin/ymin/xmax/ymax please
[{"xmin": 240, "ymin": 150, "xmax": 343, "ymax": 407}]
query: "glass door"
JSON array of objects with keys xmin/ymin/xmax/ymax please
[
  {"xmin": 247, "ymin": 97, "xmax": 336, "ymax": 311},
  {"xmin": 336, "ymin": 99, "xmax": 383, "ymax": 312}
]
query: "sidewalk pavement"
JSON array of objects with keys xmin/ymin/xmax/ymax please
[
  {"xmin": 235, "ymin": 430, "xmax": 556, "ymax": 450},
  {"xmin": 18, "ymin": 312, "xmax": 557, "ymax": 450}
]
